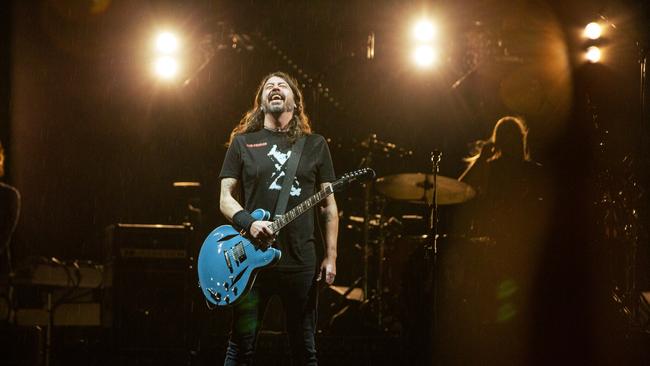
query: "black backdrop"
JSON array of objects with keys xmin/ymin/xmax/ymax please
[{"xmin": 4, "ymin": 0, "xmax": 650, "ymax": 363}]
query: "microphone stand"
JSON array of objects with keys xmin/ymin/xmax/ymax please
[
  {"xmin": 427, "ymin": 150, "xmax": 442, "ymax": 364},
  {"xmin": 427, "ymin": 150, "xmax": 441, "ymax": 259}
]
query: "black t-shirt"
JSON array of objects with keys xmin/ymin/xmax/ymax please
[{"xmin": 219, "ymin": 128, "xmax": 336, "ymax": 271}]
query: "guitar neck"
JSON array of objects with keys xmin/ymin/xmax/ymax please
[{"xmin": 270, "ymin": 184, "xmax": 334, "ymax": 233}]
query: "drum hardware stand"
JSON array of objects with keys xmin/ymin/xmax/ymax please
[
  {"xmin": 354, "ymin": 134, "xmax": 426, "ymax": 329},
  {"xmin": 375, "ymin": 196, "xmax": 390, "ymax": 327},
  {"xmin": 172, "ymin": 181, "xmax": 201, "ymax": 362},
  {"xmin": 357, "ymin": 134, "xmax": 391, "ymax": 328},
  {"xmin": 357, "ymin": 134, "xmax": 375, "ymax": 307},
  {"xmin": 634, "ymin": 35, "xmax": 648, "ymax": 330}
]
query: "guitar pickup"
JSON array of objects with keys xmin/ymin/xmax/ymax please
[{"xmin": 233, "ymin": 242, "xmax": 247, "ymax": 263}]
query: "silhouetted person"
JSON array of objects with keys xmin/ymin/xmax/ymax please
[
  {"xmin": 456, "ymin": 116, "xmax": 550, "ymax": 366},
  {"xmin": 0, "ymin": 140, "xmax": 19, "ymax": 325},
  {"xmin": 0, "ymin": 140, "xmax": 20, "ymax": 276}
]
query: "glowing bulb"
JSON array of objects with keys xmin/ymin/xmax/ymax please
[
  {"xmin": 153, "ymin": 56, "xmax": 179, "ymax": 79},
  {"xmin": 155, "ymin": 32, "xmax": 180, "ymax": 54},
  {"xmin": 413, "ymin": 45, "xmax": 437, "ymax": 68},
  {"xmin": 584, "ymin": 22, "xmax": 602, "ymax": 40},
  {"xmin": 585, "ymin": 46, "xmax": 601, "ymax": 63},
  {"xmin": 413, "ymin": 20, "xmax": 436, "ymax": 42}
]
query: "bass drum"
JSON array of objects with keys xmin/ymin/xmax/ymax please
[
  {"xmin": 398, "ymin": 235, "xmax": 499, "ymax": 363},
  {"xmin": 398, "ymin": 235, "xmax": 498, "ymax": 315},
  {"xmin": 385, "ymin": 235, "xmax": 495, "ymax": 301}
]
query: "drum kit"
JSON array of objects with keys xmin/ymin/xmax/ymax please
[
  {"xmin": 375, "ymin": 173, "xmax": 475, "ymax": 205},
  {"xmin": 330, "ymin": 134, "xmax": 478, "ymax": 330}
]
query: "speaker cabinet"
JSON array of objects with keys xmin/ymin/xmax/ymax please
[{"xmin": 104, "ymin": 224, "xmax": 193, "ymax": 351}]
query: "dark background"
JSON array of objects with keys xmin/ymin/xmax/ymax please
[
  {"xmin": 6, "ymin": 0, "xmax": 640, "ymax": 257},
  {"xmin": 2, "ymin": 0, "xmax": 649, "ymax": 364}
]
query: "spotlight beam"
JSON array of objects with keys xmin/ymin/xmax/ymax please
[
  {"xmin": 584, "ymin": 22, "xmax": 602, "ymax": 40},
  {"xmin": 155, "ymin": 31, "xmax": 180, "ymax": 54},
  {"xmin": 413, "ymin": 45, "xmax": 437, "ymax": 68},
  {"xmin": 153, "ymin": 56, "xmax": 179, "ymax": 80},
  {"xmin": 413, "ymin": 19, "xmax": 436, "ymax": 42},
  {"xmin": 585, "ymin": 46, "xmax": 601, "ymax": 63}
]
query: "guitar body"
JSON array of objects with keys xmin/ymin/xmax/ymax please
[{"xmin": 197, "ymin": 208, "xmax": 281, "ymax": 306}]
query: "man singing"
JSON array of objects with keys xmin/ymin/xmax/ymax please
[{"xmin": 218, "ymin": 71, "xmax": 339, "ymax": 365}]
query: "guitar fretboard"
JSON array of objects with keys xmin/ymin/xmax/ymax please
[{"xmin": 270, "ymin": 184, "xmax": 333, "ymax": 233}]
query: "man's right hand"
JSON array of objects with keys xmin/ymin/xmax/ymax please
[{"xmin": 249, "ymin": 221, "xmax": 275, "ymax": 248}]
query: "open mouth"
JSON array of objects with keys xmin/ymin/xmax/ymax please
[{"xmin": 269, "ymin": 92, "xmax": 284, "ymax": 102}]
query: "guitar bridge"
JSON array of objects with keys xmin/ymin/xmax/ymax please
[{"xmin": 224, "ymin": 252, "xmax": 233, "ymax": 273}]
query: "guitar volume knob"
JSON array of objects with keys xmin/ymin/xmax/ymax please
[{"xmin": 208, "ymin": 289, "xmax": 222, "ymax": 303}]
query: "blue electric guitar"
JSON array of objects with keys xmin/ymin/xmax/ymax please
[{"xmin": 198, "ymin": 168, "xmax": 375, "ymax": 306}]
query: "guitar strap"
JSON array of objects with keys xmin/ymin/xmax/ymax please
[{"xmin": 273, "ymin": 135, "xmax": 306, "ymax": 218}]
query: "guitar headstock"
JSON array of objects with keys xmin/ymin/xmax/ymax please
[{"xmin": 332, "ymin": 167, "xmax": 376, "ymax": 192}]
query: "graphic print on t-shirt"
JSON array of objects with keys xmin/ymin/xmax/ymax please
[{"xmin": 267, "ymin": 144, "xmax": 302, "ymax": 197}]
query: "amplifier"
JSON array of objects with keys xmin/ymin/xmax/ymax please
[
  {"xmin": 104, "ymin": 223, "xmax": 193, "ymax": 267},
  {"xmin": 15, "ymin": 303, "xmax": 101, "ymax": 326},
  {"xmin": 12, "ymin": 260, "xmax": 105, "ymax": 288},
  {"xmin": 103, "ymin": 223, "xmax": 194, "ymax": 349}
]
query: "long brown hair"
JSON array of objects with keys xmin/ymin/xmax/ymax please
[
  {"xmin": 0, "ymin": 140, "xmax": 5, "ymax": 178},
  {"xmin": 459, "ymin": 116, "xmax": 531, "ymax": 181},
  {"xmin": 227, "ymin": 71, "xmax": 312, "ymax": 146},
  {"xmin": 465, "ymin": 116, "xmax": 531, "ymax": 164}
]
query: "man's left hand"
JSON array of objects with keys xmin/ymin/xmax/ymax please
[{"xmin": 317, "ymin": 257, "xmax": 336, "ymax": 285}]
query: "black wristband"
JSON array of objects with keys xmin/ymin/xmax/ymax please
[{"xmin": 232, "ymin": 210, "xmax": 256, "ymax": 231}]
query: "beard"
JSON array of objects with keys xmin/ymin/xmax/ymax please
[
  {"xmin": 267, "ymin": 102, "xmax": 285, "ymax": 114},
  {"xmin": 264, "ymin": 100, "xmax": 294, "ymax": 114}
]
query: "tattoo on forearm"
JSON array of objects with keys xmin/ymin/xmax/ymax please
[
  {"xmin": 222, "ymin": 178, "xmax": 240, "ymax": 200},
  {"xmin": 321, "ymin": 210, "xmax": 335, "ymax": 223}
]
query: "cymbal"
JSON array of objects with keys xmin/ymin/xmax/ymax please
[
  {"xmin": 328, "ymin": 285, "xmax": 364, "ymax": 301},
  {"xmin": 375, "ymin": 173, "xmax": 476, "ymax": 204}
]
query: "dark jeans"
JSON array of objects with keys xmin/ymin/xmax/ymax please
[{"xmin": 224, "ymin": 269, "xmax": 318, "ymax": 366}]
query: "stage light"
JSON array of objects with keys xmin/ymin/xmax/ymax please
[
  {"xmin": 153, "ymin": 56, "xmax": 179, "ymax": 80},
  {"xmin": 584, "ymin": 22, "xmax": 602, "ymax": 40},
  {"xmin": 413, "ymin": 19, "xmax": 436, "ymax": 42},
  {"xmin": 155, "ymin": 31, "xmax": 180, "ymax": 54},
  {"xmin": 413, "ymin": 45, "xmax": 437, "ymax": 68},
  {"xmin": 585, "ymin": 46, "xmax": 601, "ymax": 63}
]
